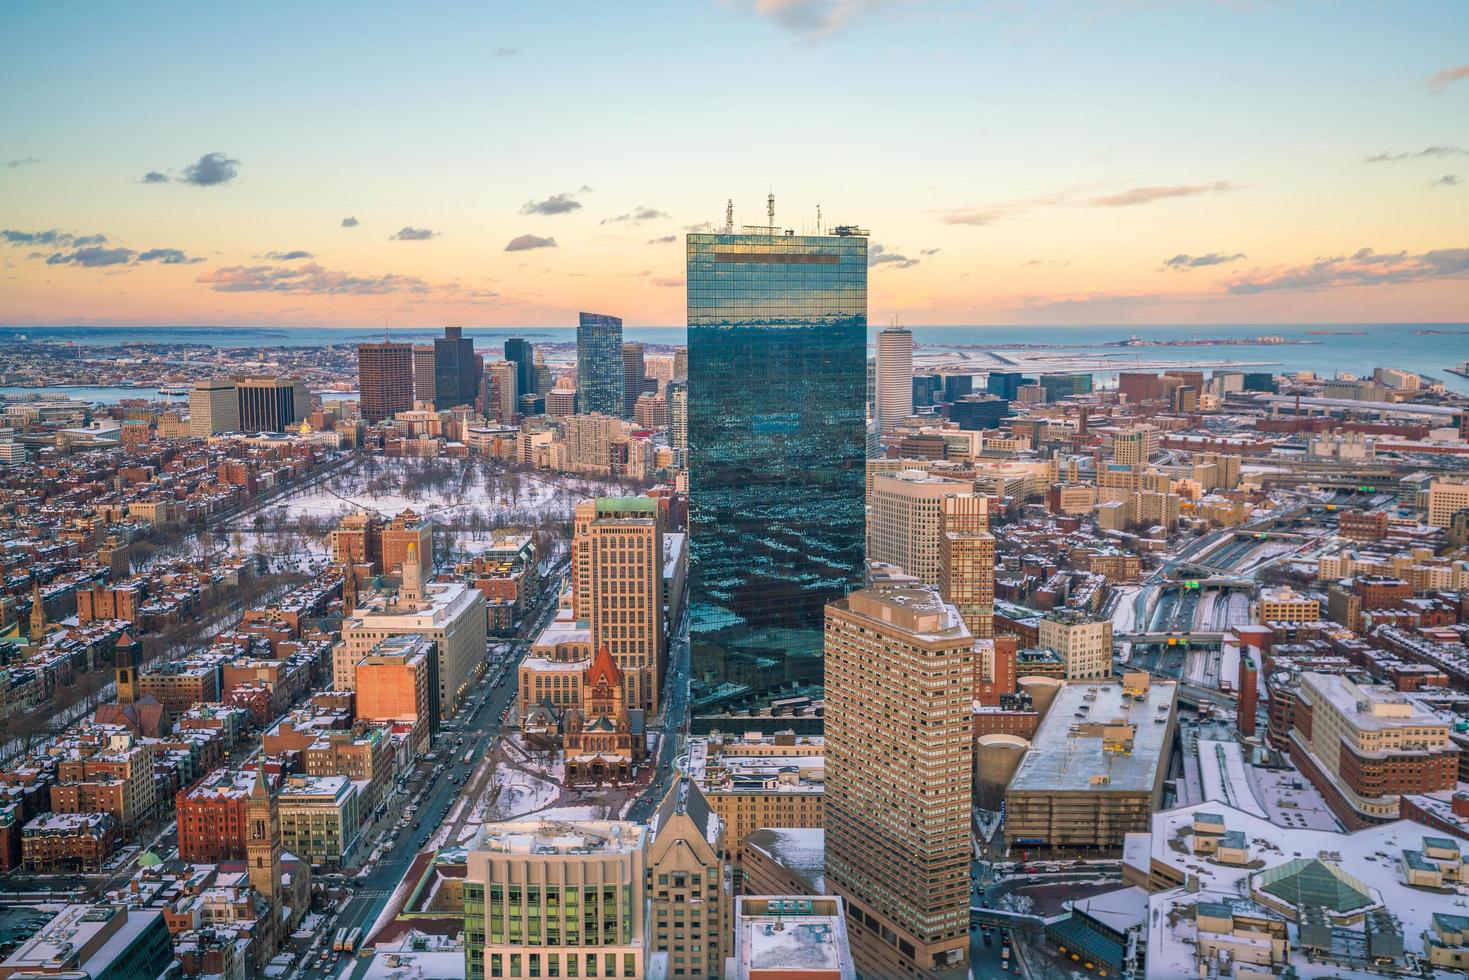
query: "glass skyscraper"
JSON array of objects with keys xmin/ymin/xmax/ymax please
[
  {"xmin": 503, "ymin": 338, "xmax": 536, "ymax": 402},
  {"xmin": 687, "ymin": 223, "xmax": 868, "ymax": 727},
  {"xmin": 576, "ymin": 312, "xmax": 624, "ymax": 416}
]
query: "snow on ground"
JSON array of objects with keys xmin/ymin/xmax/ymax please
[
  {"xmin": 1234, "ymin": 540, "xmax": 1304, "ymax": 574},
  {"xmin": 1109, "ymin": 586, "xmax": 1141, "ymax": 633},
  {"xmin": 291, "ymin": 912, "xmax": 325, "ymax": 940},
  {"xmin": 227, "ymin": 456, "xmax": 639, "ymax": 559},
  {"xmin": 490, "ymin": 767, "xmax": 560, "ymax": 820},
  {"xmin": 528, "ymin": 806, "xmax": 606, "ymax": 821}
]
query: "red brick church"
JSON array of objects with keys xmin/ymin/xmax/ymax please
[{"xmin": 563, "ymin": 645, "xmax": 644, "ymax": 784}]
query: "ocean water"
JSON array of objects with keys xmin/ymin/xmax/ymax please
[{"xmin": 2, "ymin": 322, "xmax": 1466, "ymax": 394}]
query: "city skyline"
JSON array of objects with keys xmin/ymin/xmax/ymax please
[{"xmin": 3, "ymin": 1, "xmax": 1468, "ymax": 329}]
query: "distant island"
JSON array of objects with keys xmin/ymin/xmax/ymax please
[{"xmin": 1101, "ymin": 335, "xmax": 1311, "ymax": 348}]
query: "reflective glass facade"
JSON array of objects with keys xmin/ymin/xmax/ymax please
[
  {"xmin": 576, "ymin": 312, "xmax": 624, "ymax": 416},
  {"xmin": 687, "ymin": 228, "xmax": 868, "ymax": 724}
]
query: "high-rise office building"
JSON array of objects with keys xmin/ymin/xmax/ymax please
[
  {"xmin": 412, "ymin": 345, "xmax": 436, "ymax": 405},
  {"xmin": 357, "ymin": 341, "xmax": 415, "ymax": 422},
  {"xmin": 433, "ymin": 326, "xmax": 478, "ymax": 409},
  {"xmin": 948, "ymin": 394, "xmax": 1010, "ymax": 431},
  {"xmin": 573, "ymin": 497, "xmax": 665, "ymax": 713},
  {"xmin": 824, "ymin": 584, "xmax": 972, "ymax": 979},
  {"xmin": 875, "ymin": 325, "xmax": 913, "ymax": 432},
  {"xmin": 189, "ymin": 379, "xmax": 239, "ymax": 437},
  {"xmin": 985, "ymin": 371, "xmax": 1029, "ymax": 400},
  {"xmin": 622, "ymin": 342, "xmax": 647, "ymax": 417},
  {"xmin": 1039, "ymin": 372, "xmax": 1093, "ymax": 401},
  {"xmin": 942, "ymin": 373, "xmax": 973, "ymax": 403},
  {"xmin": 672, "ymin": 346, "xmax": 687, "ymax": 381},
  {"xmin": 577, "ymin": 312, "xmax": 624, "ymax": 416},
  {"xmin": 668, "ymin": 382, "xmax": 687, "ymax": 460},
  {"xmin": 484, "ymin": 359, "xmax": 518, "ymax": 424},
  {"xmin": 687, "ymin": 217, "xmax": 867, "ymax": 724},
  {"xmin": 867, "ymin": 471, "xmax": 985, "ymax": 587},
  {"xmin": 236, "ymin": 378, "xmax": 310, "ymax": 432},
  {"xmin": 938, "ymin": 505, "xmax": 994, "ymax": 639},
  {"xmin": 503, "ymin": 338, "xmax": 536, "ymax": 404}
]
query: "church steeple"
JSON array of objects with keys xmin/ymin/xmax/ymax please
[
  {"xmin": 28, "ymin": 581, "xmax": 46, "ymax": 640},
  {"xmin": 247, "ymin": 764, "xmax": 281, "ymax": 904},
  {"xmin": 115, "ymin": 631, "xmax": 139, "ymax": 703}
]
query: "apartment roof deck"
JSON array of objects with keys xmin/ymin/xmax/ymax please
[{"xmin": 1007, "ymin": 680, "xmax": 1178, "ymax": 795}]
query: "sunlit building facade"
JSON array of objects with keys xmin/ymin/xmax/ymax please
[{"xmin": 686, "ymin": 221, "xmax": 867, "ymax": 726}]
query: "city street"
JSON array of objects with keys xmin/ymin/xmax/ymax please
[{"xmin": 287, "ymin": 569, "xmax": 567, "ymax": 980}]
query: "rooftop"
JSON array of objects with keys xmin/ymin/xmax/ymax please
[
  {"xmin": 1301, "ymin": 671, "xmax": 1446, "ymax": 731},
  {"xmin": 734, "ymin": 896, "xmax": 854, "ymax": 980},
  {"xmin": 1007, "ymin": 680, "xmax": 1178, "ymax": 794},
  {"xmin": 477, "ymin": 819, "xmax": 647, "ymax": 856}
]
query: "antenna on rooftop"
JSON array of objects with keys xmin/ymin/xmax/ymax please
[
  {"xmin": 816, "ymin": 203, "xmax": 822, "ymax": 235},
  {"xmin": 767, "ymin": 192, "xmax": 776, "ymax": 230},
  {"xmin": 724, "ymin": 199, "xmax": 734, "ymax": 234}
]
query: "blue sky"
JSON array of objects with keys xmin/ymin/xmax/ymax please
[{"xmin": 2, "ymin": 0, "xmax": 1466, "ymax": 326}]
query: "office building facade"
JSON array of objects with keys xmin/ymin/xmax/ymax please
[
  {"xmin": 465, "ymin": 821, "xmax": 650, "ymax": 980},
  {"xmin": 874, "ymin": 325, "xmax": 913, "ymax": 433},
  {"xmin": 434, "ymin": 326, "xmax": 478, "ymax": 409},
  {"xmin": 357, "ymin": 341, "xmax": 415, "ymax": 422},
  {"xmin": 573, "ymin": 497, "xmax": 665, "ymax": 713},
  {"xmin": 484, "ymin": 359, "xmax": 518, "ymax": 424},
  {"xmin": 189, "ymin": 379, "xmax": 240, "ymax": 437},
  {"xmin": 578, "ymin": 312, "xmax": 625, "ymax": 416},
  {"xmin": 413, "ymin": 345, "xmax": 437, "ymax": 404},
  {"xmin": 867, "ymin": 471, "xmax": 985, "ymax": 587},
  {"xmin": 687, "ymin": 220, "xmax": 867, "ymax": 723},
  {"xmin": 235, "ymin": 377, "xmax": 310, "ymax": 433},
  {"xmin": 622, "ymin": 342, "xmax": 647, "ymax": 417},
  {"xmin": 824, "ymin": 585, "xmax": 972, "ymax": 978},
  {"xmin": 504, "ymin": 338, "xmax": 536, "ymax": 403}
]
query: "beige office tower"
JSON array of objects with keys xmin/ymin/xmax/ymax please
[
  {"xmin": 868, "ymin": 471, "xmax": 985, "ymax": 587},
  {"xmin": 412, "ymin": 345, "xmax": 436, "ymax": 405},
  {"xmin": 874, "ymin": 326, "xmax": 913, "ymax": 433},
  {"xmin": 189, "ymin": 379, "xmax": 239, "ymax": 437},
  {"xmin": 1111, "ymin": 424, "xmax": 1158, "ymax": 467},
  {"xmin": 573, "ymin": 497, "xmax": 665, "ymax": 713},
  {"xmin": 647, "ymin": 777, "xmax": 726, "ymax": 978},
  {"xmin": 823, "ymin": 585, "xmax": 972, "ymax": 980},
  {"xmin": 485, "ymin": 359, "xmax": 518, "ymax": 423},
  {"xmin": 938, "ymin": 518, "xmax": 995, "ymax": 639}
]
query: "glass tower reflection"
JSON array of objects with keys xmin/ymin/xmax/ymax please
[
  {"xmin": 576, "ymin": 312, "xmax": 624, "ymax": 416},
  {"xmin": 686, "ymin": 223, "xmax": 868, "ymax": 727}
]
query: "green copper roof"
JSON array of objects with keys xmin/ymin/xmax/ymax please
[{"xmin": 596, "ymin": 496, "xmax": 656, "ymax": 515}]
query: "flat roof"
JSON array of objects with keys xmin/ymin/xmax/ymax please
[
  {"xmin": 477, "ymin": 820, "xmax": 646, "ymax": 856},
  {"xmin": 1007, "ymin": 680, "xmax": 1177, "ymax": 795},
  {"xmin": 1301, "ymin": 671, "xmax": 1445, "ymax": 732}
]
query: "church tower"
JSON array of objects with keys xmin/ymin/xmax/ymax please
[
  {"xmin": 247, "ymin": 764, "xmax": 282, "ymax": 904},
  {"xmin": 28, "ymin": 582, "xmax": 46, "ymax": 640},
  {"xmin": 400, "ymin": 540, "xmax": 424, "ymax": 605},
  {"xmin": 341, "ymin": 564, "xmax": 358, "ymax": 615},
  {"xmin": 114, "ymin": 631, "xmax": 140, "ymax": 703}
]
